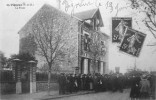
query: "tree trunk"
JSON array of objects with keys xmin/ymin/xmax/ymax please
[{"xmin": 47, "ymin": 67, "xmax": 51, "ymax": 95}]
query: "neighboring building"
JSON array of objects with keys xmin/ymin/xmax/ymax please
[{"xmin": 19, "ymin": 4, "xmax": 109, "ymax": 74}]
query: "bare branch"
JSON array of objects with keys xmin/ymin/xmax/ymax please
[
  {"xmin": 146, "ymin": 13, "xmax": 156, "ymax": 28},
  {"xmin": 145, "ymin": 21, "xmax": 156, "ymax": 39}
]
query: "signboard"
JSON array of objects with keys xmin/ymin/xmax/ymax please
[
  {"xmin": 115, "ymin": 67, "xmax": 120, "ymax": 73},
  {"xmin": 119, "ymin": 27, "xmax": 146, "ymax": 57},
  {"xmin": 112, "ymin": 17, "xmax": 132, "ymax": 43}
]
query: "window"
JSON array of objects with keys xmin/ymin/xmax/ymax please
[
  {"xmin": 84, "ymin": 34, "xmax": 88, "ymax": 51},
  {"xmin": 83, "ymin": 31, "xmax": 91, "ymax": 51}
]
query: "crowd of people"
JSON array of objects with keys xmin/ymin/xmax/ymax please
[
  {"xmin": 58, "ymin": 73, "xmax": 130, "ymax": 94},
  {"xmin": 58, "ymin": 72, "xmax": 156, "ymax": 99},
  {"xmin": 58, "ymin": 73, "xmax": 156, "ymax": 99},
  {"xmin": 130, "ymin": 73, "xmax": 156, "ymax": 100}
]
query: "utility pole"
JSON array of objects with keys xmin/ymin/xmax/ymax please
[{"xmin": 134, "ymin": 57, "xmax": 136, "ymax": 70}]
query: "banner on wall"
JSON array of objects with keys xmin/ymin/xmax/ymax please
[
  {"xmin": 112, "ymin": 17, "xmax": 132, "ymax": 43},
  {"xmin": 119, "ymin": 27, "xmax": 146, "ymax": 57}
]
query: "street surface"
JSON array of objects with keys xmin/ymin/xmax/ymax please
[{"xmin": 52, "ymin": 89, "xmax": 130, "ymax": 100}]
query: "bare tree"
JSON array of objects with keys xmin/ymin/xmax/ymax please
[
  {"xmin": 90, "ymin": 32, "xmax": 104, "ymax": 73},
  {"xmin": 129, "ymin": 0, "xmax": 156, "ymax": 46},
  {"xmin": 31, "ymin": 9, "xmax": 73, "ymax": 94}
]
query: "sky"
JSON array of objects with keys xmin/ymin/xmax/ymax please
[{"xmin": 0, "ymin": 0, "xmax": 156, "ymax": 73}]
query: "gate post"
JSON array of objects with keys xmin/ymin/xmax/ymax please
[
  {"xmin": 13, "ymin": 59, "xmax": 22, "ymax": 94},
  {"xmin": 29, "ymin": 60, "xmax": 37, "ymax": 93}
]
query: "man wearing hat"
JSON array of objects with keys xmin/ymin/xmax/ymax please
[{"xmin": 58, "ymin": 73, "xmax": 66, "ymax": 95}]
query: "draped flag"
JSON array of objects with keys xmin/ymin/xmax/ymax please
[
  {"xmin": 119, "ymin": 27, "xmax": 146, "ymax": 57},
  {"xmin": 112, "ymin": 17, "xmax": 132, "ymax": 43}
]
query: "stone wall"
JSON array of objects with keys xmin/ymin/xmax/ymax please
[
  {"xmin": 0, "ymin": 82, "xmax": 16, "ymax": 94},
  {"xmin": 0, "ymin": 81, "xmax": 59, "ymax": 94},
  {"xmin": 36, "ymin": 81, "xmax": 59, "ymax": 92}
]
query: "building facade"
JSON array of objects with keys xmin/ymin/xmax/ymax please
[
  {"xmin": 19, "ymin": 4, "xmax": 109, "ymax": 74},
  {"xmin": 75, "ymin": 9, "xmax": 109, "ymax": 74}
]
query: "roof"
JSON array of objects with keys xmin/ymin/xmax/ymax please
[
  {"xmin": 18, "ymin": 4, "xmax": 76, "ymax": 34},
  {"xmin": 74, "ymin": 8, "xmax": 104, "ymax": 27},
  {"xmin": 74, "ymin": 9, "xmax": 98, "ymax": 20}
]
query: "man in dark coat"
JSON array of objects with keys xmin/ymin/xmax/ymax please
[
  {"xmin": 98, "ymin": 75, "xmax": 103, "ymax": 92},
  {"xmin": 74, "ymin": 74, "xmax": 79, "ymax": 92},
  {"xmin": 88, "ymin": 74, "xmax": 93, "ymax": 90},
  {"xmin": 107, "ymin": 75, "xmax": 112, "ymax": 91},
  {"xmin": 65, "ymin": 74, "xmax": 70, "ymax": 93},
  {"xmin": 82, "ymin": 74, "xmax": 86, "ymax": 90},
  {"xmin": 130, "ymin": 75, "xmax": 141, "ymax": 100},
  {"xmin": 76, "ymin": 74, "xmax": 81, "ymax": 91},
  {"xmin": 93, "ymin": 74, "xmax": 99, "ymax": 92},
  {"xmin": 58, "ymin": 73, "xmax": 66, "ymax": 95},
  {"xmin": 67, "ymin": 74, "xmax": 73, "ymax": 93},
  {"xmin": 116, "ymin": 74, "xmax": 123, "ymax": 92},
  {"xmin": 80, "ymin": 74, "xmax": 84, "ymax": 90},
  {"xmin": 69, "ymin": 74, "xmax": 75, "ymax": 93},
  {"xmin": 101, "ymin": 74, "xmax": 106, "ymax": 91},
  {"xmin": 85, "ymin": 74, "xmax": 90, "ymax": 90},
  {"xmin": 110, "ymin": 74, "xmax": 116, "ymax": 92},
  {"xmin": 150, "ymin": 74, "xmax": 156, "ymax": 99}
]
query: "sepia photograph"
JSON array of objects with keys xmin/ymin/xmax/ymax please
[{"xmin": 0, "ymin": 0, "xmax": 156, "ymax": 100}]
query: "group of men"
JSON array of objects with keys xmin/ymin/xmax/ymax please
[
  {"xmin": 58, "ymin": 73, "xmax": 131, "ymax": 95},
  {"xmin": 58, "ymin": 72, "xmax": 156, "ymax": 99},
  {"xmin": 130, "ymin": 73, "xmax": 156, "ymax": 100}
]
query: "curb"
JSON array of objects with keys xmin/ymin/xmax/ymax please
[{"xmin": 39, "ymin": 91, "xmax": 95, "ymax": 100}]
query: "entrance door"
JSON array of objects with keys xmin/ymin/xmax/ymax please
[{"xmin": 81, "ymin": 58, "xmax": 84, "ymax": 74}]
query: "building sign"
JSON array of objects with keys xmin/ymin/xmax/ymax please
[
  {"xmin": 112, "ymin": 17, "xmax": 132, "ymax": 43},
  {"xmin": 115, "ymin": 67, "xmax": 120, "ymax": 73},
  {"xmin": 119, "ymin": 27, "xmax": 146, "ymax": 57}
]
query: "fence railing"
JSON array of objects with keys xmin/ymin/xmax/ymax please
[
  {"xmin": 0, "ymin": 71, "xmax": 59, "ymax": 82},
  {"xmin": 0, "ymin": 71, "xmax": 59, "ymax": 94},
  {"xmin": 36, "ymin": 81, "xmax": 58, "ymax": 92},
  {"xmin": 36, "ymin": 72, "xmax": 59, "ymax": 82},
  {"xmin": 0, "ymin": 81, "xmax": 16, "ymax": 94},
  {"xmin": 0, "ymin": 70, "xmax": 15, "ymax": 82}
]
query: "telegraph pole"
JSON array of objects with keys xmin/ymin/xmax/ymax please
[{"xmin": 134, "ymin": 57, "xmax": 136, "ymax": 70}]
